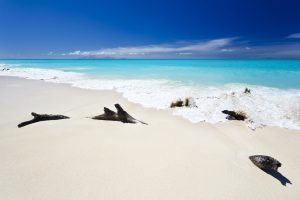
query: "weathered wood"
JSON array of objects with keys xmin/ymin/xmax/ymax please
[
  {"xmin": 222, "ymin": 110, "xmax": 247, "ymax": 121},
  {"xmin": 18, "ymin": 112, "xmax": 70, "ymax": 128},
  {"xmin": 244, "ymin": 87, "xmax": 251, "ymax": 94},
  {"xmin": 170, "ymin": 97, "xmax": 196, "ymax": 108},
  {"xmin": 249, "ymin": 155, "xmax": 282, "ymax": 171},
  {"xmin": 250, "ymin": 155, "xmax": 291, "ymax": 186},
  {"xmin": 1, "ymin": 67, "xmax": 10, "ymax": 71},
  {"xmin": 91, "ymin": 107, "xmax": 119, "ymax": 121},
  {"xmin": 91, "ymin": 104, "xmax": 148, "ymax": 125},
  {"xmin": 170, "ymin": 99, "xmax": 184, "ymax": 108}
]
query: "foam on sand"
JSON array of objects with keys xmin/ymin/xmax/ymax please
[{"xmin": 1, "ymin": 65, "xmax": 300, "ymax": 130}]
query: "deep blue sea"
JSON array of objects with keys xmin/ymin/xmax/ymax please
[{"xmin": 1, "ymin": 59, "xmax": 300, "ymax": 130}]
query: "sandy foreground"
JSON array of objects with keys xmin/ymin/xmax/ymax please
[{"xmin": 0, "ymin": 77, "xmax": 299, "ymax": 200}]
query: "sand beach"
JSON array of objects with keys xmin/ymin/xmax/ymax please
[{"xmin": 0, "ymin": 77, "xmax": 300, "ymax": 200}]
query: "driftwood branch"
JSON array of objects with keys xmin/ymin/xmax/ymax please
[
  {"xmin": 18, "ymin": 112, "xmax": 70, "ymax": 128},
  {"xmin": 222, "ymin": 110, "xmax": 246, "ymax": 121},
  {"xmin": 91, "ymin": 104, "xmax": 148, "ymax": 125}
]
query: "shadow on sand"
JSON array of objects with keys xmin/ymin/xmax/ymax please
[{"xmin": 263, "ymin": 169, "xmax": 292, "ymax": 186}]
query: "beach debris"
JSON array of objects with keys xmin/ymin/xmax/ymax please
[
  {"xmin": 222, "ymin": 110, "xmax": 247, "ymax": 121},
  {"xmin": 250, "ymin": 155, "xmax": 291, "ymax": 186},
  {"xmin": 170, "ymin": 99, "xmax": 184, "ymax": 108},
  {"xmin": 222, "ymin": 110, "xmax": 263, "ymax": 130},
  {"xmin": 1, "ymin": 67, "xmax": 10, "ymax": 71},
  {"xmin": 170, "ymin": 97, "xmax": 197, "ymax": 108},
  {"xmin": 244, "ymin": 87, "xmax": 251, "ymax": 94},
  {"xmin": 91, "ymin": 104, "xmax": 148, "ymax": 125},
  {"xmin": 18, "ymin": 112, "xmax": 70, "ymax": 128},
  {"xmin": 249, "ymin": 155, "xmax": 282, "ymax": 171}
]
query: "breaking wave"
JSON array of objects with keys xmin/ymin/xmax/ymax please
[{"xmin": 1, "ymin": 65, "xmax": 300, "ymax": 130}]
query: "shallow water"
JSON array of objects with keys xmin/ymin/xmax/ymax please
[{"xmin": 1, "ymin": 59, "xmax": 300, "ymax": 130}]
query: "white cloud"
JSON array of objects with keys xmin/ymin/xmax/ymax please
[
  {"xmin": 287, "ymin": 33, "xmax": 300, "ymax": 39},
  {"xmin": 220, "ymin": 48, "xmax": 234, "ymax": 52},
  {"xmin": 58, "ymin": 37, "xmax": 300, "ymax": 58},
  {"xmin": 177, "ymin": 52, "xmax": 193, "ymax": 55},
  {"xmin": 64, "ymin": 38, "xmax": 233, "ymax": 58}
]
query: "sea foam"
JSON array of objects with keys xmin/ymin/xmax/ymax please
[{"xmin": 1, "ymin": 65, "xmax": 300, "ymax": 130}]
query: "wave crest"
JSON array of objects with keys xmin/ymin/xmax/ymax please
[{"xmin": 1, "ymin": 66, "xmax": 299, "ymax": 130}]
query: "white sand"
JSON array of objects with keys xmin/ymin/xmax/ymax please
[{"xmin": 0, "ymin": 77, "xmax": 299, "ymax": 200}]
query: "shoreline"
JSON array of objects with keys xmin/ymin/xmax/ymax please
[
  {"xmin": 1, "ymin": 76, "xmax": 300, "ymax": 199},
  {"xmin": 1, "ymin": 75, "xmax": 299, "ymax": 132},
  {"xmin": 1, "ymin": 66, "xmax": 300, "ymax": 131}
]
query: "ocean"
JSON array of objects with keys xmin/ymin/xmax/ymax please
[{"xmin": 1, "ymin": 59, "xmax": 300, "ymax": 130}]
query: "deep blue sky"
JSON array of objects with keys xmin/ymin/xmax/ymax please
[{"xmin": 1, "ymin": 0, "xmax": 300, "ymax": 58}]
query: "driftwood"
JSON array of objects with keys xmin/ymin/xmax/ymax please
[
  {"xmin": 18, "ymin": 112, "xmax": 69, "ymax": 128},
  {"xmin": 222, "ymin": 110, "xmax": 247, "ymax": 121},
  {"xmin": 1, "ymin": 67, "xmax": 10, "ymax": 71},
  {"xmin": 170, "ymin": 97, "xmax": 196, "ymax": 108},
  {"xmin": 244, "ymin": 87, "xmax": 251, "ymax": 94},
  {"xmin": 249, "ymin": 155, "xmax": 281, "ymax": 171},
  {"xmin": 170, "ymin": 99, "xmax": 184, "ymax": 108},
  {"xmin": 91, "ymin": 104, "xmax": 147, "ymax": 125},
  {"xmin": 250, "ymin": 155, "xmax": 291, "ymax": 186}
]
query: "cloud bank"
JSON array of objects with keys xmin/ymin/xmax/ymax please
[
  {"xmin": 64, "ymin": 38, "xmax": 234, "ymax": 58},
  {"xmin": 287, "ymin": 33, "xmax": 300, "ymax": 39},
  {"xmin": 61, "ymin": 37, "xmax": 300, "ymax": 58}
]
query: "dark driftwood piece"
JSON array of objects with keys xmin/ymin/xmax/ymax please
[
  {"xmin": 244, "ymin": 87, "xmax": 251, "ymax": 94},
  {"xmin": 2, "ymin": 67, "xmax": 10, "ymax": 71},
  {"xmin": 18, "ymin": 112, "xmax": 69, "ymax": 128},
  {"xmin": 91, "ymin": 104, "xmax": 147, "ymax": 125},
  {"xmin": 222, "ymin": 110, "xmax": 246, "ymax": 121},
  {"xmin": 249, "ymin": 155, "xmax": 291, "ymax": 186},
  {"xmin": 170, "ymin": 99, "xmax": 184, "ymax": 108},
  {"xmin": 170, "ymin": 97, "xmax": 197, "ymax": 108},
  {"xmin": 249, "ymin": 155, "xmax": 281, "ymax": 171}
]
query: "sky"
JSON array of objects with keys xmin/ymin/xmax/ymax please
[{"xmin": 0, "ymin": 0, "xmax": 300, "ymax": 58}]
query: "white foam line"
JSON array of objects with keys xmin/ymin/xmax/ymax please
[{"xmin": 1, "ymin": 65, "xmax": 300, "ymax": 130}]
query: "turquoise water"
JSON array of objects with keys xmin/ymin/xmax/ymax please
[
  {"xmin": 1, "ymin": 59, "xmax": 300, "ymax": 89},
  {"xmin": 1, "ymin": 59, "xmax": 300, "ymax": 130}
]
